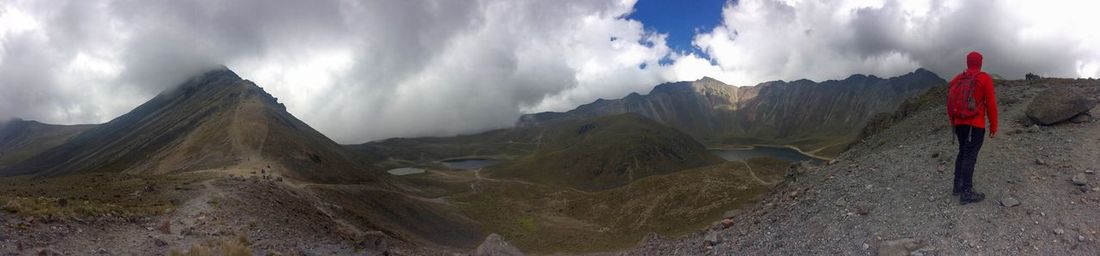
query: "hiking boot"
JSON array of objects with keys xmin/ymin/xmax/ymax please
[{"xmin": 959, "ymin": 191, "xmax": 986, "ymax": 205}]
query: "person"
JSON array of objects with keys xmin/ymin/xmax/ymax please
[{"xmin": 947, "ymin": 51, "xmax": 998, "ymax": 205}]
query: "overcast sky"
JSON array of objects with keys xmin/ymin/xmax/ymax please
[{"xmin": 1, "ymin": 0, "xmax": 1098, "ymax": 143}]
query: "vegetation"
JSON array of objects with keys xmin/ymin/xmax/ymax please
[
  {"xmin": 170, "ymin": 235, "xmax": 252, "ymax": 256},
  {"xmin": 490, "ymin": 114, "xmax": 723, "ymax": 191},
  {"xmin": 0, "ymin": 172, "xmax": 212, "ymax": 220},
  {"xmin": 396, "ymin": 157, "xmax": 792, "ymax": 253}
]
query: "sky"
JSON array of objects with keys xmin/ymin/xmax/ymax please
[{"xmin": 1, "ymin": 0, "xmax": 1098, "ymax": 143}]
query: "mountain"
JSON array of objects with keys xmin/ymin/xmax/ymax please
[
  {"xmin": 488, "ymin": 113, "xmax": 723, "ymax": 191},
  {"xmin": 1, "ymin": 67, "xmax": 373, "ymax": 183},
  {"xmin": 626, "ymin": 78, "xmax": 1100, "ymax": 255},
  {"xmin": 0, "ymin": 119, "xmax": 95, "ymax": 169},
  {"xmin": 519, "ymin": 68, "xmax": 946, "ymax": 157}
]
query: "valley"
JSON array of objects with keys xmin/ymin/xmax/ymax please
[{"xmin": 5, "ymin": 66, "xmax": 1054, "ymax": 255}]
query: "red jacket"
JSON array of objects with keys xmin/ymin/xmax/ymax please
[{"xmin": 948, "ymin": 52, "xmax": 998, "ymax": 135}]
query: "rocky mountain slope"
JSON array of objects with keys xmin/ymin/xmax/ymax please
[
  {"xmin": 0, "ymin": 68, "xmax": 371, "ymax": 183},
  {"xmin": 0, "ymin": 68, "xmax": 484, "ymax": 255},
  {"xmin": 624, "ymin": 78, "xmax": 1100, "ymax": 255},
  {"xmin": 0, "ymin": 119, "xmax": 94, "ymax": 169},
  {"xmin": 520, "ymin": 69, "xmax": 945, "ymax": 158}
]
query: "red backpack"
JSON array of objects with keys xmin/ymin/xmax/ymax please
[{"xmin": 947, "ymin": 72, "xmax": 981, "ymax": 119}]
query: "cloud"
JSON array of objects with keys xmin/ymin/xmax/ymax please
[
  {"xmin": 1, "ymin": 0, "xmax": 1098, "ymax": 143},
  {"xmin": 681, "ymin": 0, "xmax": 1100, "ymax": 85}
]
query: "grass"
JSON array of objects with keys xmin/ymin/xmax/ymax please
[
  {"xmin": 170, "ymin": 235, "xmax": 252, "ymax": 256},
  {"xmin": 0, "ymin": 172, "xmax": 213, "ymax": 221},
  {"xmin": 448, "ymin": 157, "xmax": 789, "ymax": 253}
]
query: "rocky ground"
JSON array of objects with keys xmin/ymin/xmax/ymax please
[
  {"xmin": 622, "ymin": 78, "xmax": 1100, "ymax": 255},
  {"xmin": 0, "ymin": 171, "xmax": 449, "ymax": 256}
]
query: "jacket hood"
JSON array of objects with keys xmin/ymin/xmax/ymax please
[{"xmin": 967, "ymin": 51, "xmax": 983, "ymax": 71}]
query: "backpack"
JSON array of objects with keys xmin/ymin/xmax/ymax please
[{"xmin": 947, "ymin": 72, "xmax": 981, "ymax": 119}]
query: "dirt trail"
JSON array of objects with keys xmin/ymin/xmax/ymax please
[{"xmin": 738, "ymin": 160, "xmax": 779, "ymax": 186}]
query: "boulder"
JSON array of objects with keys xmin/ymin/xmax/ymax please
[
  {"xmin": 1025, "ymin": 87, "xmax": 1096, "ymax": 125},
  {"xmin": 1072, "ymin": 174, "xmax": 1088, "ymax": 186},
  {"xmin": 475, "ymin": 233, "xmax": 524, "ymax": 256},
  {"xmin": 703, "ymin": 230, "xmax": 720, "ymax": 246},
  {"xmin": 999, "ymin": 197, "xmax": 1020, "ymax": 207},
  {"xmin": 1070, "ymin": 113, "xmax": 1092, "ymax": 123},
  {"xmin": 877, "ymin": 238, "xmax": 921, "ymax": 256}
]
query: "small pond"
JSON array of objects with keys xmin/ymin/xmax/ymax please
[{"xmin": 386, "ymin": 167, "xmax": 426, "ymax": 176}]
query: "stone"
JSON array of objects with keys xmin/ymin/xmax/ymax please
[
  {"xmin": 37, "ymin": 248, "xmax": 63, "ymax": 256},
  {"xmin": 1026, "ymin": 86, "xmax": 1096, "ymax": 125},
  {"xmin": 1027, "ymin": 124, "xmax": 1041, "ymax": 133},
  {"xmin": 999, "ymin": 197, "xmax": 1020, "ymax": 207},
  {"xmin": 878, "ymin": 238, "xmax": 921, "ymax": 256},
  {"xmin": 1035, "ymin": 158, "xmax": 1047, "ymax": 166},
  {"xmin": 157, "ymin": 220, "xmax": 171, "ymax": 234},
  {"xmin": 154, "ymin": 237, "xmax": 168, "ymax": 247},
  {"xmin": 1070, "ymin": 113, "xmax": 1092, "ymax": 123},
  {"xmin": 1054, "ymin": 228, "xmax": 1065, "ymax": 235},
  {"xmin": 1072, "ymin": 174, "xmax": 1088, "ymax": 186},
  {"xmin": 721, "ymin": 218, "xmax": 735, "ymax": 229},
  {"xmin": 704, "ymin": 230, "xmax": 720, "ymax": 246},
  {"xmin": 474, "ymin": 233, "xmax": 524, "ymax": 256}
]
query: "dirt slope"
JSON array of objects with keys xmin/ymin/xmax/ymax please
[
  {"xmin": 625, "ymin": 78, "xmax": 1100, "ymax": 255},
  {"xmin": 0, "ymin": 119, "xmax": 94, "ymax": 169}
]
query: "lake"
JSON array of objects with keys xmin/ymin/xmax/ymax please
[
  {"xmin": 709, "ymin": 146, "xmax": 823, "ymax": 163},
  {"xmin": 440, "ymin": 158, "xmax": 500, "ymax": 170}
]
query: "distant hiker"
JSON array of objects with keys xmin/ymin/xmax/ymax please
[{"xmin": 946, "ymin": 51, "xmax": 999, "ymax": 205}]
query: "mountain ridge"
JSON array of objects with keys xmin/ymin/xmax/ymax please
[
  {"xmin": 1, "ymin": 67, "xmax": 374, "ymax": 183},
  {"xmin": 518, "ymin": 68, "xmax": 946, "ymax": 157}
]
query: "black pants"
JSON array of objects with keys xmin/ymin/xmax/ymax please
[{"xmin": 954, "ymin": 125, "xmax": 985, "ymax": 193}]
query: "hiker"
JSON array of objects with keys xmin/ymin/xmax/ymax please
[{"xmin": 946, "ymin": 51, "xmax": 998, "ymax": 205}]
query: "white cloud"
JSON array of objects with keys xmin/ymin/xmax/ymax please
[
  {"xmin": 683, "ymin": 0, "xmax": 1100, "ymax": 85},
  {"xmin": 1, "ymin": 0, "xmax": 1098, "ymax": 144}
]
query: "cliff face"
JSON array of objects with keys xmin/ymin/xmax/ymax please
[{"xmin": 518, "ymin": 68, "xmax": 946, "ymax": 157}]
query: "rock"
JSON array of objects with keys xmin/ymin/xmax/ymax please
[
  {"xmin": 157, "ymin": 220, "xmax": 171, "ymax": 234},
  {"xmin": 1079, "ymin": 235, "xmax": 1087, "ymax": 242},
  {"xmin": 1086, "ymin": 169, "xmax": 1096, "ymax": 174},
  {"xmin": 36, "ymin": 248, "xmax": 63, "ymax": 256},
  {"xmin": 154, "ymin": 237, "xmax": 168, "ymax": 247},
  {"xmin": 1054, "ymin": 228, "xmax": 1066, "ymax": 235},
  {"xmin": 474, "ymin": 233, "xmax": 523, "ymax": 256},
  {"xmin": 1027, "ymin": 124, "xmax": 1041, "ymax": 133},
  {"xmin": 1072, "ymin": 174, "xmax": 1088, "ymax": 186},
  {"xmin": 1070, "ymin": 113, "xmax": 1092, "ymax": 123},
  {"xmin": 1025, "ymin": 86, "xmax": 1096, "ymax": 125},
  {"xmin": 721, "ymin": 218, "xmax": 735, "ymax": 229},
  {"xmin": 704, "ymin": 230, "xmax": 720, "ymax": 246},
  {"xmin": 1035, "ymin": 158, "xmax": 1047, "ymax": 166},
  {"xmin": 57, "ymin": 198, "xmax": 68, "ymax": 208},
  {"xmin": 96, "ymin": 248, "xmax": 109, "ymax": 254},
  {"xmin": 999, "ymin": 197, "xmax": 1020, "ymax": 207},
  {"xmin": 878, "ymin": 238, "xmax": 921, "ymax": 256}
]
